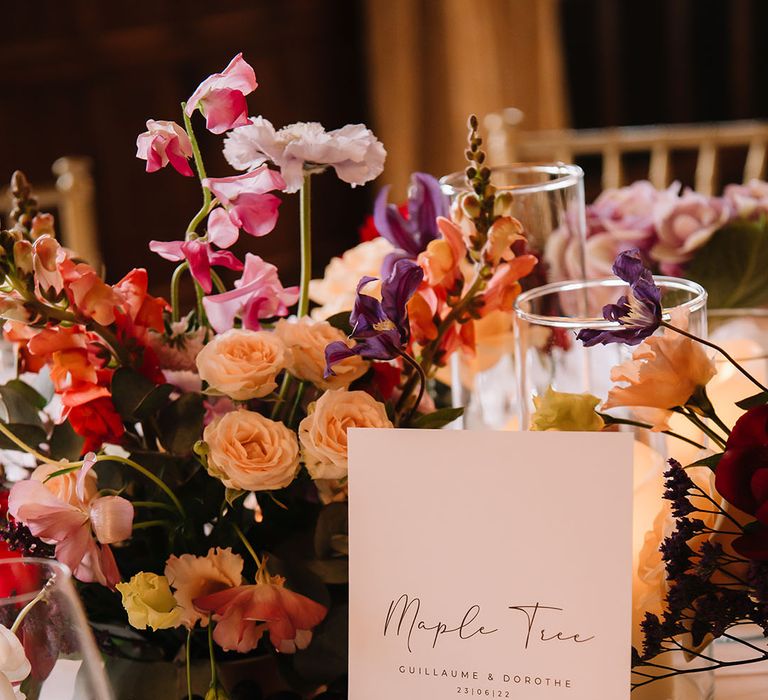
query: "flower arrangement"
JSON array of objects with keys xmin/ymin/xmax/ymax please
[
  {"xmin": 546, "ymin": 179, "xmax": 768, "ymax": 309},
  {"xmin": 531, "ymin": 248, "xmax": 768, "ymax": 690},
  {"xmin": 0, "ymin": 55, "xmax": 536, "ymax": 698}
]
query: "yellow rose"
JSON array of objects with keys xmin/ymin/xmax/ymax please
[
  {"xmin": 116, "ymin": 573, "xmax": 181, "ymax": 631},
  {"xmin": 196, "ymin": 328, "xmax": 286, "ymax": 401},
  {"xmin": 204, "ymin": 410, "xmax": 300, "ymax": 491},
  {"xmin": 299, "ymin": 389, "xmax": 393, "ymax": 480},
  {"xmin": 274, "ymin": 317, "xmax": 367, "ymax": 390},
  {"xmin": 531, "ymin": 386, "xmax": 605, "ymax": 432}
]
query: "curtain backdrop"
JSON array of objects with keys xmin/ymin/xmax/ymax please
[{"xmin": 365, "ymin": 0, "xmax": 568, "ymax": 195}]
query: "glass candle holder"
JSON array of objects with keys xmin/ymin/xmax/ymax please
[
  {"xmin": 513, "ymin": 276, "xmax": 708, "ymax": 429},
  {"xmin": 440, "ymin": 162, "xmax": 587, "ymax": 284},
  {"xmin": 0, "ymin": 558, "xmax": 114, "ymax": 700}
]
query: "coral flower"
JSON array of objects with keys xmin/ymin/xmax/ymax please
[
  {"xmin": 603, "ymin": 329, "xmax": 716, "ymax": 412},
  {"xmin": 165, "ymin": 548, "xmax": 244, "ymax": 628},
  {"xmin": 195, "ymin": 571, "xmax": 327, "ymax": 654},
  {"xmin": 185, "ymin": 53, "xmax": 257, "ymax": 134}
]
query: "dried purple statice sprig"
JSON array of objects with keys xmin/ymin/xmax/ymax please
[{"xmin": 0, "ymin": 518, "xmax": 55, "ymax": 558}]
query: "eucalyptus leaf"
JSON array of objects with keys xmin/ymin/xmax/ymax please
[
  {"xmin": 111, "ymin": 368, "xmax": 173, "ymax": 421},
  {"xmin": 314, "ymin": 502, "xmax": 348, "ymax": 559},
  {"xmin": 0, "ymin": 383, "xmax": 43, "ymax": 427},
  {"xmin": 157, "ymin": 393, "xmax": 205, "ymax": 456},
  {"xmin": 0, "ymin": 423, "xmax": 46, "ymax": 452},
  {"xmin": 324, "ymin": 311, "xmax": 353, "ymax": 336},
  {"xmin": 306, "ymin": 558, "xmax": 349, "ymax": 585},
  {"xmin": 411, "ymin": 406, "xmax": 464, "ymax": 429},
  {"xmin": 4, "ymin": 379, "xmax": 47, "ymax": 410},
  {"xmin": 49, "ymin": 421, "xmax": 85, "ymax": 461},
  {"xmin": 685, "ymin": 220, "xmax": 768, "ymax": 309}
]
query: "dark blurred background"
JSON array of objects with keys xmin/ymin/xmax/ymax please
[{"xmin": 0, "ymin": 0, "xmax": 765, "ymax": 293}]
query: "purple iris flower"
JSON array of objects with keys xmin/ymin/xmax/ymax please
[
  {"xmin": 324, "ymin": 259, "xmax": 424, "ymax": 376},
  {"xmin": 374, "ymin": 172, "xmax": 449, "ymax": 277},
  {"xmin": 577, "ymin": 249, "xmax": 662, "ymax": 347}
]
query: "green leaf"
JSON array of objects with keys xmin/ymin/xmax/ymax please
[
  {"xmin": 111, "ymin": 368, "xmax": 173, "ymax": 421},
  {"xmin": 685, "ymin": 220, "xmax": 768, "ymax": 309},
  {"xmin": 0, "ymin": 423, "xmax": 46, "ymax": 452},
  {"xmin": 411, "ymin": 406, "xmax": 464, "ymax": 429},
  {"xmin": 49, "ymin": 421, "xmax": 85, "ymax": 461},
  {"xmin": 0, "ymin": 383, "xmax": 43, "ymax": 427},
  {"xmin": 314, "ymin": 503, "xmax": 348, "ymax": 559},
  {"xmin": 325, "ymin": 311, "xmax": 353, "ymax": 336},
  {"xmin": 292, "ymin": 604, "xmax": 348, "ymax": 684},
  {"xmin": 305, "ymin": 558, "xmax": 349, "ymax": 585},
  {"xmin": 4, "ymin": 380, "xmax": 47, "ymax": 410},
  {"xmin": 736, "ymin": 391, "xmax": 768, "ymax": 410},
  {"xmin": 689, "ymin": 453, "xmax": 722, "ymax": 472},
  {"xmin": 157, "ymin": 393, "xmax": 205, "ymax": 456},
  {"xmin": 225, "ymin": 488, "xmax": 246, "ymax": 506}
]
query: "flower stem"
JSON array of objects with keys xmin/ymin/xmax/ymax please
[
  {"xmin": 186, "ymin": 628, "xmax": 193, "ymax": 700},
  {"xmin": 207, "ymin": 616, "xmax": 217, "ymax": 691},
  {"xmin": 287, "ymin": 380, "xmax": 307, "ymax": 427},
  {"xmin": 181, "ymin": 101, "xmax": 212, "ymax": 238},
  {"xmin": 232, "ymin": 522, "xmax": 262, "ymax": 568},
  {"xmin": 676, "ymin": 407, "xmax": 728, "ymax": 449},
  {"xmin": 131, "ymin": 520, "xmax": 172, "ymax": 530},
  {"xmin": 297, "ymin": 174, "xmax": 312, "ymax": 317},
  {"xmin": 395, "ymin": 349, "xmax": 427, "ymax": 425},
  {"xmin": 11, "ymin": 576, "xmax": 55, "ymax": 634},
  {"xmin": 0, "ymin": 421, "xmax": 54, "ymax": 463},
  {"xmin": 597, "ymin": 413, "xmax": 707, "ymax": 450},
  {"xmin": 662, "ymin": 321, "xmax": 768, "ymax": 393},
  {"xmin": 171, "ymin": 262, "xmax": 189, "ymax": 323}
]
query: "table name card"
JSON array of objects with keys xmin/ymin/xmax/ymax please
[{"xmin": 348, "ymin": 429, "xmax": 633, "ymax": 699}]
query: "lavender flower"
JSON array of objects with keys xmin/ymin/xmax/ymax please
[
  {"xmin": 324, "ymin": 259, "xmax": 423, "ymax": 375},
  {"xmin": 577, "ymin": 249, "xmax": 662, "ymax": 346},
  {"xmin": 663, "ymin": 459, "xmax": 696, "ymax": 518}
]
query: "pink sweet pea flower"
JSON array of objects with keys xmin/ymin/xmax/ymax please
[
  {"xmin": 149, "ymin": 239, "xmax": 244, "ymax": 294},
  {"xmin": 202, "ymin": 253, "xmax": 299, "ymax": 333},
  {"xmin": 185, "ymin": 53, "xmax": 257, "ymax": 135},
  {"xmin": 136, "ymin": 120, "xmax": 194, "ymax": 177},
  {"xmin": 195, "ymin": 574, "xmax": 327, "ymax": 654},
  {"xmin": 203, "ymin": 166, "xmax": 285, "ymax": 238},
  {"xmin": 8, "ymin": 455, "xmax": 133, "ymax": 589}
]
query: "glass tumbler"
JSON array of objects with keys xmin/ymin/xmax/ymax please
[{"xmin": 0, "ymin": 558, "xmax": 114, "ymax": 700}]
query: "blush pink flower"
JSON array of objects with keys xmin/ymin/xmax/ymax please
[
  {"xmin": 185, "ymin": 53, "xmax": 257, "ymax": 135},
  {"xmin": 223, "ymin": 117, "xmax": 386, "ymax": 193},
  {"xmin": 195, "ymin": 571, "xmax": 327, "ymax": 654},
  {"xmin": 8, "ymin": 455, "xmax": 133, "ymax": 588},
  {"xmin": 203, "ymin": 166, "xmax": 285, "ymax": 239},
  {"xmin": 651, "ymin": 190, "xmax": 731, "ymax": 273},
  {"xmin": 149, "ymin": 239, "xmax": 243, "ymax": 294},
  {"xmin": 202, "ymin": 253, "xmax": 298, "ymax": 333},
  {"xmin": 136, "ymin": 120, "xmax": 194, "ymax": 177},
  {"xmin": 724, "ymin": 179, "xmax": 768, "ymax": 219}
]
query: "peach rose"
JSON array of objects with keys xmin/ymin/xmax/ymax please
[
  {"xmin": 204, "ymin": 410, "xmax": 300, "ymax": 491},
  {"xmin": 308, "ymin": 238, "xmax": 392, "ymax": 320},
  {"xmin": 196, "ymin": 329, "xmax": 286, "ymax": 401},
  {"xmin": 299, "ymin": 389, "xmax": 393, "ymax": 480},
  {"xmin": 274, "ymin": 317, "xmax": 367, "ymax": 390},
  {"xmin": 165, "ymin": 547, "xmax": 244, "ymax": 628}
]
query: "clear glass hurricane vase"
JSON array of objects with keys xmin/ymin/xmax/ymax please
[
  {"xmin": 0, "ymin": 558, "xmax": 114, "ymax": 700},
  {"xmin": 440, "ymin": 163, "xmax": 588, "ymax": 429}
]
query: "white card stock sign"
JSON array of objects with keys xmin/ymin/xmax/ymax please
[{"xmin": 348, "ymin": 429, "xmax": 633, "ymax": 700}]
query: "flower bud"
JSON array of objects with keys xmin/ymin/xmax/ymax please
[
  {"xmin": 493, "ymin": 191, "xmax": 515, "ymax": 218},
  {"xmin": 205, "ymin": 685, "xmax": 230, "ymax": 700},
  {"xmin": 13, "ymin": 240, "xmax": 33, "ymax": 275},
  {"xmin": 460, "ymin": 193, "xmax": 481, "ymax": 219},
  {"xmin": 30, "ymin": 213, "xmax": 55, "ymax": 240}
]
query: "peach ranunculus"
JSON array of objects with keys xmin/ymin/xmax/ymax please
[
  {"xmin": 194, "ymin": 567, "xmax": 328, "ymax": 654},
  {"xmin": 299, "ymin": 389, "xmax": 393, "ymax": 480},
  {"xmin": 195, "ymin": 328, "xmax": 286, "ymax": 401},
  {"xmin": 165, "ymin": 547, "xmax": 244, "ymax": 628},
  {"xmin": 603, "ymin": 327, "xmax": 716, "ymax": 412},
  {"xmin": 274, "ymin": 317, "xmax": 367, "ymax": 390},
  {"xmin": 203, "ymin": 410, "xmax": 300, "ymax": 491},
  {"xmin": 308, "ymin": 237, "xmax": 393, "ymax": 320}
]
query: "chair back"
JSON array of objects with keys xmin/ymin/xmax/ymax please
[{"xmin": 485, "ymin": 111, "xmax": 768, "ymax": 196}]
